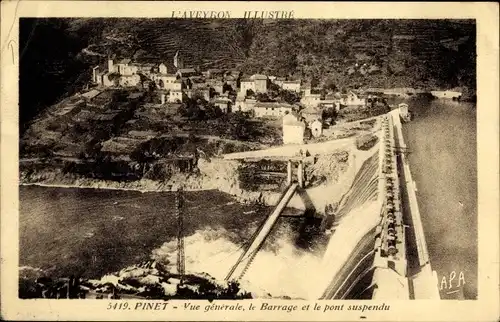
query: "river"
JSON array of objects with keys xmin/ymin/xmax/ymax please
[
  {"xmin": 19, "ymin": 185, "xmax": 326, "ymax": 298},
  {"xmin": 403, "ymin": 98, "xmax": 477, "ymax": 300}
]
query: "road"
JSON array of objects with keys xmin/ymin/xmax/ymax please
[
  {"xmin": 390, "ymin": 109, "xmax": 430, "ymax": 267},
  {"xmin": 224, "ymin": 137, "xmax": 355, "ymax": 160}
]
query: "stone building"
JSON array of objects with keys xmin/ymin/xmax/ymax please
[
  {"xmin": 341, "ymin": 91, "xmax": 365, "ymax": 106},
  {"xmin": 301, "ymin": 106, "xmax": 323, "ymax": 126},
  {"xmin": 234, "ymin": 96, "xmax": 257, "ymax": 113},
  {"xmin": 251, "ymin": 74, "xmax": 268, "ymax": 93},
  {"xmin": 282, "ymin": 80, "xmax": 301, "ymax": 93},
  {"xmin": 301, "ymin": 93, "xmax": 321, "ymax": 108},
  {"xmin": 240, "ymin": 79, "xmax": 255, "ymax": 95},
  {"xmin": 254, "ymin": 102, "xmax": 294, "ymax": 118},
  {"xmin": 282, "ymin": 112, "xmax": 305, "ymax": 145},
  {"xmin": 168, "ymin": 90, "xmax": 183, "ymax": 103},
  {"xmin": 214, "ymin": 97, "xmax": 232, "ymax": 113}
]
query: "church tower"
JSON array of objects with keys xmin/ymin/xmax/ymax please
[
  {"xmin": 108, "ymin": 58, "xmax": 115, "ymax": 73},
  {"xmin": 173, "ymin": 50, "xmax": 184, "ymax": 69}
]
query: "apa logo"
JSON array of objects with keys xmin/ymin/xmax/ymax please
[{"xmin": 440, "ymin": 271, "xmax": 465, "ymax": 292}]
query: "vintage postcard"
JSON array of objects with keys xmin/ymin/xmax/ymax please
[{"xmin": 1, "ymin": 1, "xmax": 498, "ymax": 321}]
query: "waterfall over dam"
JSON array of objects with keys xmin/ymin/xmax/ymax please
[{"xmin": 310, "ymin": 150, "xmax": 381, "ymax": 299}]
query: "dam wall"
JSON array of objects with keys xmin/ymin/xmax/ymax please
[
  {"xmin": 315, "ymin": 112, "xmax": 439, "ymax": 300},
  {"xmin": 312, "ymin": 144, "xmax": 382, "ymax": 299}
]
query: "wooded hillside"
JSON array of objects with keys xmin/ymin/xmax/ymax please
[{"xmin": 19, "ymin": 18, "xmax": 476, "ymax": 127}]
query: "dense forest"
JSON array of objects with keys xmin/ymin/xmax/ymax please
[{"xmin": 19, "ymin": 18, "xmax": 476, "ymax": 128}]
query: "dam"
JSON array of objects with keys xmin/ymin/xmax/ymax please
[
  {"xmin": 19, "ymin": 111, "xmax": 444, "ymax": 300},
  {"xmin": 223, "ymin": 111, "xmax": 440, "ymax": 299}
]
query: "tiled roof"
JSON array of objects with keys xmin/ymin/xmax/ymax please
[
  {"xmin": 251, "ymin": 74, "xmax": 268, "ymax": 80},
  {"xmin": 325, "ymin": 92, "xmax": 341, "ymax": 99},
  {"xmin": 177, "ymin": 68, "xmax": 197, "ymax": 73},
  {"xmin": 215, "ymin": 98, "xmax": 231, "ymax": 104},
  {"xmin": 81, "ymin": 89, "xmax": 102, "ymax": 100},
  {"xmin": 137, "ymin": 63, "xmax": 156, "ymax": 67},
  {"xmin": 301, "ymin": 106, "xmax": 322, "ymax": 114},
  {"xmin": 255, "ymin": 102, "xmax": 294, "ymax": 109}
]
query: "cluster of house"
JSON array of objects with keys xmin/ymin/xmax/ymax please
[
  {"xmin": 93, "ymin": 58, "xmax": 195, "ymax": 103},
  {"xmin": 281, "ymin": 111, "xmax": 322, "ymax": 145},
  {"xmin": 91, "ymin": 55, "xmax": 375, "ymax": 145}
]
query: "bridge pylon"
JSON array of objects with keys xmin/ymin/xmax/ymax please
[{"xmin": 286, "ymin": 159, "xmax": 305, "ymax": 188}]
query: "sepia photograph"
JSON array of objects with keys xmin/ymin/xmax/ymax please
[{"xmin": 16, "ymin": 17, "xmax": 478, "ymax": 302}]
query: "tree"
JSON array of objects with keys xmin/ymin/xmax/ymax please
[
  {"xmin": 185, "ymin": 105, "xmax": 205, "ymax": 120},
  {"xmin": 205, "ymin": 104, "xmax": 223, "ymax": 119},
  {"xmin": 256, "ymin": 92, "xmax": 272, "ymax": 102},
  {"xmin": 177, "ymin": 104, "xmax": 187, "ymax": 116},
  {"xmin": 268, "ymin": 82, "xmax": 281, "ymax": 93},
  {"xmin": 222, "ymin": 82, "xmax": 233, "ymax": 93},
  {"xmin": 322, "ymin": 107, "xmax": 338, "ymax": 124},
  {"xmin": 323, "ymin": 79, "xmax": 337, "ymax": 92},
  {"xmin": 311, "ymin": 76, "xmax": 320, "ymax": 89},
  {"xmin": 279, "ymin": 89, "xmax": 300, "ymax": 105},
  {"xmin": 236, "ymin": 74, "xmax": 242, "ymax": 89},
  {"xmin": 304, "ymin": 128, "xmax": 312, "ymax": 140},
  {"xmin": 191, "ymin": 90, "xmax": 207, "ymax": 104}
]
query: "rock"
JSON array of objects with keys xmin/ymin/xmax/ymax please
[
  {"xmin": 356, "ymin": 134, "xmax": 378, "ymax": 151},
  {"xmin": 99, "ymin": 274, "xmax": 120, "ymax": 286},
  {"xmin": 139, "ymin": 275, "xmax": 161, "ymax": 285},
  {"xmin": 167, "ymin": 277, "xmax": 181, "ymax": 285},
  {"xmin": 161, "ymin": 282, "xmax": 177, "ymax": 296}
]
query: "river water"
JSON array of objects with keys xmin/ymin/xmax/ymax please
[
  {"xmin": 402, "ymin": 98, "xmax": 477, "ymax": 300},
  {"xmin": 19, "ymin": 186, "xmax": 326, "ymax": 298}
]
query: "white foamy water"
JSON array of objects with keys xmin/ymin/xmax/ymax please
[
  {"xmin": 151, "ymin": 226, "xmax": 323, "ymax": 299},
  {"xmin": 308, "ymin": 201, "xmax": 380, "ymax": 299}
]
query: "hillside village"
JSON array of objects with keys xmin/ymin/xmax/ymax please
[
  {"xmin": 92, "ymin": 52, "xmax": 382, "ymax": 140},
  {"xmin": 21, "ymin": 49, "xmax": 393, "ymax": 183}
]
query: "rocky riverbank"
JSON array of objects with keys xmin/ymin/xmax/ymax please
[
  {"xmin": 21, "ymin": 119, "xmax": 380, "ymax": 213},
  {"xmin": 21, "ymin": 146, "xmax": 359, "ymax": 215},
  {"xmin": 19, "ymin": 260, "xmax": 255, "ymax": 299},
  {"xmin": 19, "ymin": 157, "xmax": 275, "ymax": 206}
]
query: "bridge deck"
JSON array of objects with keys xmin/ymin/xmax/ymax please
[
  {"xmin": 225, "ymin": 183, "xmax": 298, "ymax": 281},
  {"xmin": 224, "ymin": 138, "xmax": 355, "ymax": 161}
]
